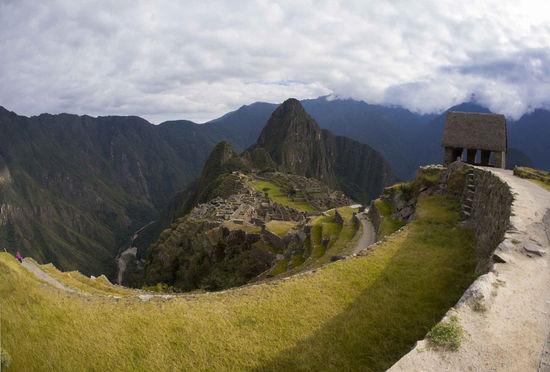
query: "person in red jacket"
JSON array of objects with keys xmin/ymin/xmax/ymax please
[{"xmin": 15, "ymin": 251, "xmax": 23, "ymax": 263}]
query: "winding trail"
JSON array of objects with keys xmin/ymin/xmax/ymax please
[
  {"xmin": 21, "ymin": 258, "xmax": 76, "ymax": 293},
  {"xmin": 352, "ymin": 211, "xmax": 376, "ymax": 254},
  {"xmin": 390, "ymin": 168, "xmax": 550, "ymax": 372}
]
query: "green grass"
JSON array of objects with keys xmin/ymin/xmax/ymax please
[
  {"xmin": 514, "ymin": 166, "xmax": 550, "ymax": 192},
  {"xmin": 427, "ymin": 315, "xmax": 464, "ymax": 351},
  {"xmin": 265, "ymin": 220, "xmax": 298, "ymax": 237},
  {"xmin": 270, "ymin": 258, "xmax": 289, "ymax": 276},
  {"xmin": 281, "ymin": 207, "xmax": 360, "ymax": 274},
  {"xmin": 309, "ymin": 215, "xmax": 332, "ymax": 258},
  {"xmin": 374, "ymin": 198, "xmax": 406, "ymax": 238},
  {"xmin": 249, "ymin": 179, "xmax": 314, "ymax": 212},
  {"xmin": 222, "ymin": 221, "xmax": 262, "ymax": 234},
  {"xmin": 0, "ymin": 195, "xmax": 475, "ymax": 371}
]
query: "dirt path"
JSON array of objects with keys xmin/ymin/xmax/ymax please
[
  {"xmin": 21, "ymin": 258, "xmax": 76, "ymax": 293},
  {"xmin": 389, "ymin": 168, "xmax": 550, "ymax": 372},
  {"xmin": 352, "ymin": 211, "xmax": 376, "ymax": 254}
]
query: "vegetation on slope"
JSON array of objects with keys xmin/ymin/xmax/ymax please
[
  {"xmin": 0, "ymin": 195, "xmax": 475, "ymax": 371},
  {"xmin": 260, "ymin": 206, "xmax": 360, "ymax": 279},
  {"xmin": 373, "ymin": 198, "xmax": 406, "ymax": 238},
  {"xmin": 249, "ymin": 179, "xmax": 314, "ymax": 212},
  {"xmin": 265, "ymin": 220, "xmax": 298, "ymax": 237},
  {"xmin": 39, "ymin": 261, "xmax": 139, "ymax": 297},
  {"xmin": 514, "ymin": 166, "xmax": 550, "ymax": 191}
]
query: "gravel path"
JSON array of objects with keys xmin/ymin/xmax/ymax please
[
  {"xmin": 352, "ymin": 211, "xmax": 376, "ymax": 254},
  {"xmin": 389, "ymin": 168, "xmax": 550, "ymax": 372},
  {"xmin": 21, "ymin": 258, "xmax": 76, "ymax": 293}
]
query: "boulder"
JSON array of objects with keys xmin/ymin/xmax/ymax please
[
  {"xmin": 330, "ymin": 255, "xmax": 346, "ymax": 262},
  {"xmin": 523, "ymin": 243, "xmax": 546, "ymax": 256}
]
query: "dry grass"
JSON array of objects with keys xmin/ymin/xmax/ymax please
[
  {"xmin": 0, "ymin": 196, "xmax": 475, "ymax": 371},
  {"xmin": 514, "ymin": 166, "xmax": 550, "ymax": 192}
]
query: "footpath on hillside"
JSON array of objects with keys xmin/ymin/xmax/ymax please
[
  {"xmin": 19, "ymin": 206, "xmax": 378, "ymax": 300},
  {"xmin": 390, "ymin": 168, "xmax": 550, "ymax": 372},
  {"xmin": 20, "ymin": 259, "xmax": 76, "ymax": 293},
  {"xmin": 352, "ymin": 211, "xmax": 376, "ymax": 254}
]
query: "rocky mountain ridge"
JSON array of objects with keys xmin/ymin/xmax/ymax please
[{"xmin": 141, "ymin": 100, "xmax": 394, "ymax": 289}]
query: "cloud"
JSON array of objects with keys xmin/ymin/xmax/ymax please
[{"xmin": 1, "ymin": 0, "xmax": 550, "ymax": 122}]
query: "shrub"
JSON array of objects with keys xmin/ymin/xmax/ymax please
[
  {"xmin": 514, "ymin": 167, "xmax": 550, "ymax": 191},
  {"xmin": 142, "ymin": 282, "xmax": 175, "ymax": 293},
  {"xmin": 470, "ymin": 296, "xmax": 487, "ymax": 312},
  {"xmin": 399, "ymin": 182, "xmax": 414, "ymax": 201},
  {"xmin": 1, "ymin": 348, "xmax": 11, "ymax": 369},
  {"xmin": 427, "ymin": 315, "xmax": 464, "ymax": 351}
]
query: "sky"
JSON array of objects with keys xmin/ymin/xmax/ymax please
[{"xmin": 1, "ymin": 0, "xmax": 550, "ymax": 123}]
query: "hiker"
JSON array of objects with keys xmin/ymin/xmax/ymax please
[{"xmin": 16, "ymin": 251, "xmax": 23, "ymax": 263}]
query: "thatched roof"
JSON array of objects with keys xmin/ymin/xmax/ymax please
[{"xmin": 442, "ymin": 112, "xmax": 507, "ymax": 151}]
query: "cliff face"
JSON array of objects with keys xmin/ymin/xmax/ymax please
[
  {"xmin": 141, "ymin": 99, "xmax": 396, "ymax": 290},
  {"xmin": 253, "ymin": 98, "xmax": 336, "ymax": 186},
  {"xmin": 0, "ymin": 109, "xmax": 214, "ymax": 276},
  {"xmin": 248, "ymin": 98, "xmax": 397, "ymax": 203}
]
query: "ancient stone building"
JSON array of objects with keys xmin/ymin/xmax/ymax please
[{"xmin": 442, "ymin": 112, "xmax": 507, "ymax": 168}]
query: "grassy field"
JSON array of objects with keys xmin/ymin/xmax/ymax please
[
  {"xmin": 0, "ymin": 196, "xmax": 475, "ymax": 371},
  {"xmin": 39, "ymin": 262, "xmax": 137, "ymax": 297},
  {"xmin": 249, "ymin": 179, "xmax": 314, "ymax": 212},
  {"xmin": 373, "ymin": 198, "xmax": 406, "ymax": 238},
  {"xmin": 265, "ymin": 220, "xmax": 298, "ymax": 237},
  {"xmin": 306, "ymin": 207, "xmax": 359, "ymax": 264},
  {"xmin": 223, "ymin": 221, "xmax": 262, "ymax": 234},
  {"xmin": 514, "ymin": 166, "xmax": 550, "ymax": 192}
]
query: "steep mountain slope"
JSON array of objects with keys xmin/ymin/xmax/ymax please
[
  {"xmin": 204, "ymin": 98, "xmax": 549, "ymax": 177},
  {"xmin": 251, "ymin": 99, "xmax": 336, "ymax": 185},
  {"xmin": 141, "ymin": 100, "xmax": 396, "ymax": 289},
  {"xmin": 201, "ymin": 97, "xmax": 436, "ymax": 179},
  {"xmin": 508, "ymin": 109, "xmax": 550, "ymax": 171},
  {"xmin": 143, "ymin": 139, "xmax": 352, "ymax": 290},
  {"xmin": 0, "ymin": 108, "xmax": 215, "ymax": 276},
  {"xmin": 1, "ymin": 96, "xmax": 546, "ymax": 279},
  {"xmin": 246, "ymin": 99, "xmax": 397, "ymax": 201},
  {"xmin": 301, "ymin": 97, "xmax": 435, "ymax": 179}
]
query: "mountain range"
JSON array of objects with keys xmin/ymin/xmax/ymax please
[
  {"xmin": 143, "ymin": 98, "xmax": 395, "ymax": 289},
  {"xmin": 200, "ymin": 97, "xmax": 550, "ymax": 179},
  {"xmin": 0, "ymin": 96, "xmax": 548, "ymax": 279}
]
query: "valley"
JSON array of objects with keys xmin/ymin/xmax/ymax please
[
  {"xmin": 0, "ymin": 191, "xmax": 476, "ymax": 371},
  {"xmin": 2, "ymin": 3, "xmax": 549, "ymax": 371}
]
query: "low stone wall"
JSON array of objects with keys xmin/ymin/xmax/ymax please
[
  {"xmin": 369, "ymin": 163, "xmax": 513, "ymax": 272},
  {"xmin": 441, "ymin": 163, "xmax": 513, "ymax": 272},
  {"xmin": 367, "ymin": 203, "xmax": 381, "ymax": 240}
]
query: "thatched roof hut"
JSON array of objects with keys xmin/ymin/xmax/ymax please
[{"xmin": 442, "ymin": 112, "xmax": 507, "ymax": 151}]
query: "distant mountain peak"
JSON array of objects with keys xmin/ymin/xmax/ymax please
[
  {"xmin": 256, "ymin": 98, "xmax": 321, "ymax": 147},
  {"xmin": 266, "ymin": 98, "xmax": 310, "ymax": 122},
  {"xmin": 252, "ymin": 98, "xmax": 333, "ymax": 184}
]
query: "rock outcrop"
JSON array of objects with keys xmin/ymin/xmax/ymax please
[{"xmin": 245, "ymin": 98, "xmax": 397, "ymax": 202}]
